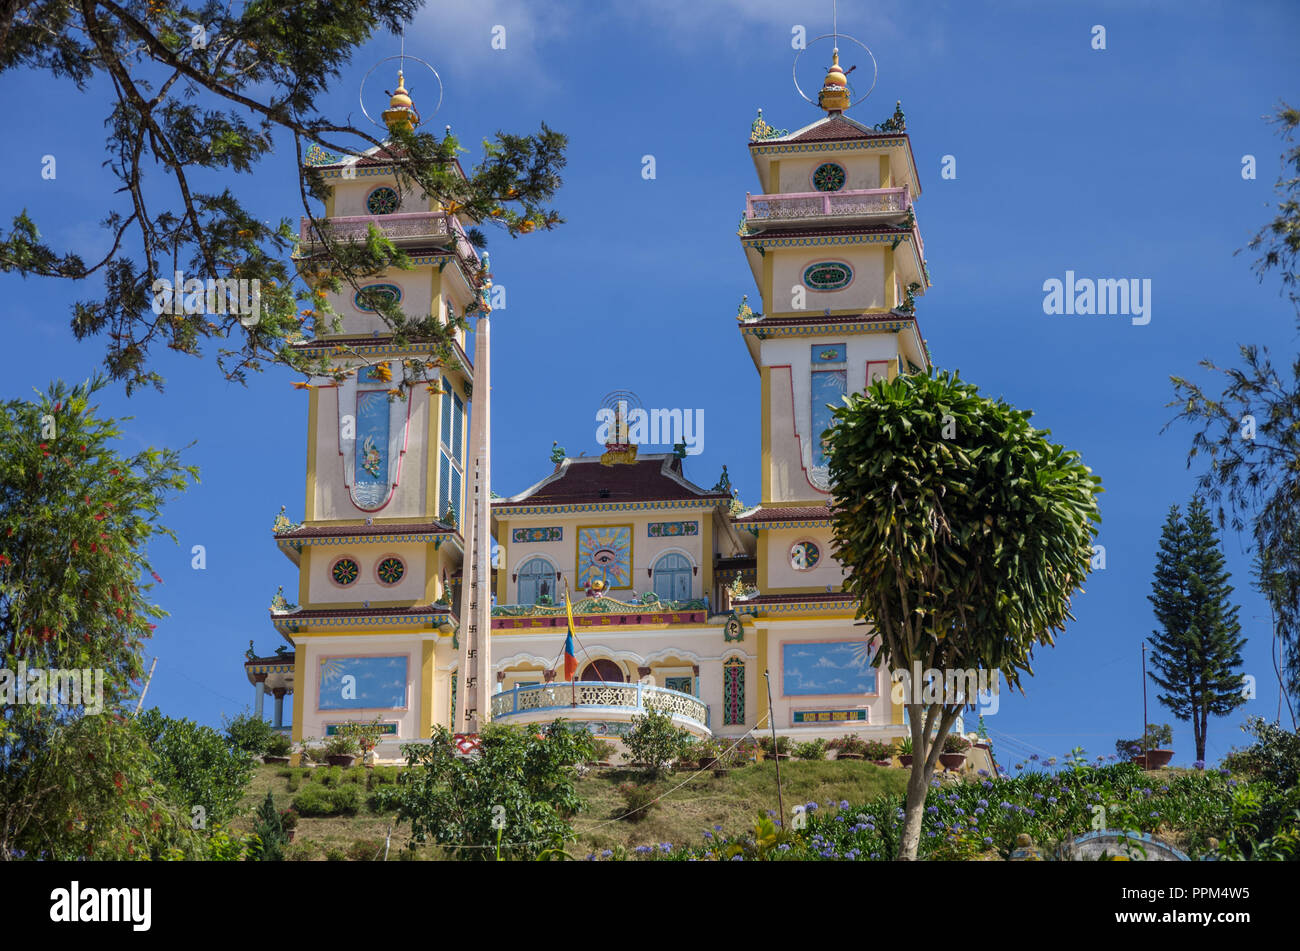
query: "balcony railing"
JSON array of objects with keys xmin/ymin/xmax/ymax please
[
  {"xmin": 298, "ymin": 212, "xmax": 481, "ymax": 271},
  {"xmin": 745, "ymin": 185, "xmax": 911, "ymax": 226},
  {"xmin": 490, "ymin": 681, "xmax": 709, "ymax": 729}
]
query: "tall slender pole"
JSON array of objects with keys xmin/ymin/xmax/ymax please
[
  {"xmin": 1140, "ymin": 642, "xmax": 1149, "ymax": 757},
  {"xmin": 133, "ymin": 657, "xmax": 158, "ymax": 717},
  {"xmin": 763, "ymin": 670, "xmax": 784, "ymax": 827}
]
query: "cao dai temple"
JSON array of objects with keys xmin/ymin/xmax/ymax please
[{"xmin": 244, "ymin": 51, "xmax": 980, "ymax": 764}]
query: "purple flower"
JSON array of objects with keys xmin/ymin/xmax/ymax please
[
  {"xmin": 977, "ymin": 768, "xmax": 990, "ymax": 777},
  {"xmin": 1193, "ymin": 760, "xmax": 1205, "ymax": 770},
  {"xmin": 926, "ymin": 806, "xmax": 939, "ymax": 815},
  {"xmin": 601, "ymin": 849, "xmax": 612, "ymax": 858},
  {"xmin": 806, "ymin": 802, "xmax": 819, "ymax": 812},
  {"xmin": 635, "ymin": 845, "xmax": 652, "ymax": 854},
  {"xmin": 703, "ymin": 831, "xmax": 713, "ymax": 840},
  {"xmin": 839, "ymin": 800, "xmax": 850, "ymax": 809},
  {"xmin": 713, "ymin": 824, "xmax": 722, "ymax": 831},
  {"xmin": 659, "ymin": 842, "xmax": 672, "ymax": 852},
  {"xmin": 585, "ymin": 853, "xmax": 596, "ymax": 861},
  {"xmin": 731, "ymin": 854, "xmax": 744, "ymax": 861},
  {"xmin": 1047, "ymin": 797, "xmax": 1058, "ymax": 805},
  {"xmin": 982, "ymin": 837, "xmax": 993, "ymax": 847}
]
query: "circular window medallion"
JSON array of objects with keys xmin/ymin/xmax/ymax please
[
  {"xmin": 376, "ymin": 556, "xmax": 406, "ymax": 586},
  {"xmin": 354, "ymin": 283, "xmax": 402, "ymax": 312},
  {"xmin": 803, "ymin": 262, "xmax": 854, "ymax": 291},
  {"xmin": 812, "ymin": 162, "xmax": 846, "ymax": 192},
  {"xmin": 331, "ymin": 557, "xmax": 360, "ymax": 586},
  {"xmin": 366, "ymin": 186, "xmax": 400, "ymax": 216},
  {"xmin": 790, "ymin": 540, "xmax": 821, "ymax": 571}
]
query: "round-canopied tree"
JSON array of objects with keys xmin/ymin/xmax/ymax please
[{"xmin": 825, "ymin": 370, "xmax": 1102, "ymax": 860}]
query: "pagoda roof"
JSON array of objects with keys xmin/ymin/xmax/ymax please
[
  {"xmin": 304, "ymin": 141, "xmax": 468, "ymax": 179},
  {"xmin": 752, "ymin": 114, "xmax": 902, "ymax": 146},
  {"xmin": 740, "ymin": 223, "xmax": 910, "ymax": 242},
  {"xmin": 493, "ymin": 454, "xmax": 731, "ymax": 513},
  {"xmin": 733, "ymin": 505, "xmax": 833, "ymax": 526}
]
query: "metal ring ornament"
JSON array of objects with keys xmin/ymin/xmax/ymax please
[
  {"xmin": 792, "ymin": 33, "xmax": 878, "ymax": 109},
  {"xmin": 359, "ymin": 54, "xmax": 444, "ymax": 130}
]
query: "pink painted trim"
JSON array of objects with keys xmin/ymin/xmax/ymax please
[
  {"xmin": 778, "ymin": 636, "xmax": 881, "ymax": 701},
  {"xmin": 744, "ymin": 185, "xmax": 911, "ymax": 220}
]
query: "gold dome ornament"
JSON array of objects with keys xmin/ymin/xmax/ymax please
[
  {"xmin": 382, "ymin": 70, "xmax": 419, "ymax": 132},
  {"xmin": 818, "ymin": 50, "xmax": 851, "ymax": 113}
]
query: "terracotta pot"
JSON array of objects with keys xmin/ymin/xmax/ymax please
[
  {"xmin": 1145, "ymin": 749, "xmax": 1175, "ymax": 769},
  {"xmin": 837, "ymin": 752, "xmax": 865, "ymax": 760},
  {"xmin": 899, "ymin": 754, "xmax": 914, "ymax": 767},
  {"xmin": 939, "ymin": 752, "xmax": 967, "ymax": 771},
  {"xmin": 285, "ymin": 829, "xmax": 296, "ymax": 843},
  {"xmin": 1131, "ymin": 754, "xmax": 1148, "ymax": 768},
  {"xmin": 326, "ymin": 753, "xmax": 356, "ymax": 767},
  {"xmin": 873, "ymin": 759, "xmax": 893, "ymax": 767},
  {"xmin": 263, "ymin": 755, "xmax": 290, "ymax": 765}
]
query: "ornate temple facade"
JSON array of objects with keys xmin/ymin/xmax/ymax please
[{"xmin": 245, "ymin": 56, "xmax": 950, "ymax": 759}]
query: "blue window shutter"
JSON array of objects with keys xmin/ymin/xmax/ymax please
[
  {"xmin": 440, "ymin": 378, "xmax": 453, "ymax": 449},
  {"xmin": 438, "ymin": 452, "xmax": 450, "ymax": 517},
  {"xmin": 452, "ymin": 392, "xmax": 464, "ymax": 460}
]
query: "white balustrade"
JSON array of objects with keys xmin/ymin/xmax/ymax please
[{"xmin": 490, "ymin": 681, "xmax": 708, "ymax": 727}]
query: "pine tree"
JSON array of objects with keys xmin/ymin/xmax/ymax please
[
  {"xmin": 252, "ymin": 790, "xmax": 287, "ymax": 862},
  {"xmin": 1147, "ymin": 498, "xmax": 1248, "ymax": 761}
]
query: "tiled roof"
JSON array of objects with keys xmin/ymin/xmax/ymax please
[
  {"xmin": 738, "ymin": 591, "xmax": 854, "ymax": 605},
  {"xmin": 741, "ymin": 224, "xmax": 909, "ymax": 241},
  {"xmin": 752, "ymin": 115, "xmax": 903, "ymax": 146},
  {"xmin": 273, "ymin": 604, "xmax": 451, "ymax": 621},
  {"xmin": 733, "ymin": 506, "xmax": 832, "ymax": 523},
  {"xmin": 494, "ymin": 455, "xmax": 730, "ymax": 508},
  {"xmin": 244, "ymin": 653, "xmax": 296, "ymax": 666},
  {"xmin": 741, "ymin": 310, "xmax": 916, "ymax": 329},
  {"xmin": 274, "ymin": 522, "xmax": 457, "ymax": 540}
]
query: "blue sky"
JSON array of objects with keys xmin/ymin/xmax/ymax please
[{"xmin": 1, "ymin": 0, "xmax": 1297, "ymax": 764}]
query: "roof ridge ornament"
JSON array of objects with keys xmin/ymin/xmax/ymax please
[{"xmin": 792, "ymin": 4, "xmax": 877, "ymax": 116}]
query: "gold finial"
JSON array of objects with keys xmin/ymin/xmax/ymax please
[
  {"xmin": 382, "ymin": 69, "xmax": 419, "ymax": 132},
  {"xmin": 818, "ymin": 49, "xmax": 851, "ymax": 114}
]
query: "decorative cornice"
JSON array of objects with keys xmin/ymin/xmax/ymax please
[
  {"xmin": 749, "ymin": 136, "xmax": 907, "ymax": 156},
  {"xmin": 741, "ymin": 231, "xmax": 912, "ymax": 250}
]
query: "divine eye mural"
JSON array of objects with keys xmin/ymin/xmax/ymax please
[
  {"xmin": 782, "ymin": 641, "xmax": 877, "ymax": 696},
  {"xmin": 576, "ymin": 525, "xmax": 632, "ymax": 590},
  {"xmin": 318, "ymin": 655, "xmax": 408, "ymax": 711}
]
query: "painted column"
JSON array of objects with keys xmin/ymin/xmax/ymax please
[
  {"xmin": 272, "ymin": 687, "xmax": 287, "ymax": 730},
  {"xmin": 253, "ymin": 674, "xmax": 267, "ymax": 720}
]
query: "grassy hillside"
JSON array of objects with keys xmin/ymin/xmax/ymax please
[{"xmin": 233, "ymin": 759, "xmax": 911, "ymax": 860}]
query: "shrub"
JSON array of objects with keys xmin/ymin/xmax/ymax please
[
  {"xmin": 590, "ymin": 739, "xmax": 615, "ymax": 763},
  {"xmin": 367, "ymin": 788, "xmax": 400, "ymax": 813},
  {"xmin": 324, "ymin": 732, "xmax": 360, "ymax": 758},
  {"xmin": 324, "ymin": 845, "xmax": 347, "ymax": 862},
  {"xmin": 285, "ymin": 841, "xmax": 318, "ymax": 861},
  {"xmin": 794, "ymin": 739, "xmax": 828, "ymax": 761},
  {"xmin": 347, "ymin": 837, "xmax": 385, "ymax": 861},
  {"xmin": 616, "ymin": 782, "xmax": 659, "ymax": 822},
  {"xmin": 266, "ymin": 733, "xmax": 293, "ymax": 757},
  {"xmin": 757, "ymin": 735, "xmax": 792, "ymax": 756},
  {"xmin": 624, "ymin": 707, "xmax": 691, "ymax": 777},
  {"xmin": 391, "ymin": 721, "xmax": 594, "ymax": 861},
  {"xmin": 317, "ymin": 766, "xmax": 340, "ymax": 787},
  {"xmin": 342, "ymin": 767, "xmax": 368, "ymax": 786},
  {"xmin": 367, "ymin": 765, "xmax": 400, "ymax": 789},
  {"xmin": 292, "ymin": 783, "xmax": 362, "ymax": 817},
  {"xmin": 250, "ymin": 790, "xmax": 287, "ymax": 861},
  {"xmin": 224, "ymin": 713, "xmax": 276, "ymax": 757},
  {"xmin": 863, "ymin": 740, "xmax": 895, "ymax": 760}
]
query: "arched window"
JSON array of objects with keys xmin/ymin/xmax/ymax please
[
  {"xmin": 723, "ymin": 658, "xmax": 745, "ymax": 725},
  {"xmin": 652, "ymin": 552, "xmax": 692, "ymax": 602},
  {"xmin": 516, "ymin": 557, "xmax": 556, "ymax": 606}
]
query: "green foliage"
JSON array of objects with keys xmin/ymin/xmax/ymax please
[
  {"xmin": 0, "ymin": 1, "xmax": 568, "ymax": 393},
  {"xmin": 942, "ymin": 734, "xmax": 971, "ymax": 753},
  {"xmin": 826, "ymin": 369, "xmax": 1102, "ymax": 858},
  {"xmin": 250, "ymin": 790, "xmax": 286, "ymax": 861},
  {"xmin": 1148, "ymin": 499, "xmax": 1247, "ymax": 760},
  {"xmin": 390, "ymin": 721, "xmax": 593, "ymax": 861},
  {"xmin": 347, "ymin": 837, "xmax": 385, "ymax": 861},
  {"xmin": 793, "ymin": 739, "xmax": 827, "ymax": 761},
  {"xmin": 137, "ymin": 707, "xmax": 255, "ymax": 827},
  {"xmin": 266, "ymin": 733, "xmax": 293, "ymax": 757},
  {"xmin": 863, "ymin": 740, "xmax": 895, "ymax": 760},
  {"xmin": 224, "ymin": 712, "xmax": 275, "ymax": 757},
  {"xmin": 757, "ymin": 734, "xmax": 793, "ymax": 757},
  {"xmin": 292, "ymin": 782, "xmax": 362, "ymax": 817},
  {"xmin": 1167, "ymin": 103, "xmax": 1300, "ymax": 696},
  {"xmin": 323, "ymin": 732, "xmax": 360, "ymax": 758},
  {"xmin": 624, "ymin": 707, "xmax": 691, "ymax": 777},
  {"xmin": 590, "ymin": 739, "xmax": 615, "ymax": 763}
]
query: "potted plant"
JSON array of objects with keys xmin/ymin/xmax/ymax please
[
  {"xmin": 1142, "ymin": 723, "xmax": 1175, "ymax": 769},
  {"xmin": 296, "ymin": 737, "xmax": 318, "ymax": 768},
  {"xmin": 280, "ymin": 808, "xmax": 299, "ymax": 843},
  {"xmin": 863, "ymin": 740, "xmax": 894, "ymax": 767},
  {"xmin": 263, "ymin": 732, "xmax": 293, "ymax": 765},
  {"xmin": 833, "ymin": 735, "xmax": 868, "ymax": 760},
  {"xmin": 939, "ymin": 734, "xmax": 969, "ymax": 771},
  {"xmin": 323, "ymin": 732, "xmax": 360, "ymax": 767},
  {"xmin": 897, "ymin": 736, "xmax": 914, "ymax": 767},
  {"xmin": 693, "ymin": 739, "xmax": 720, "ymax": 771},
  {"xmin": 758, "ymin": 735, "xmax": 792, "ymax": 760}
]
